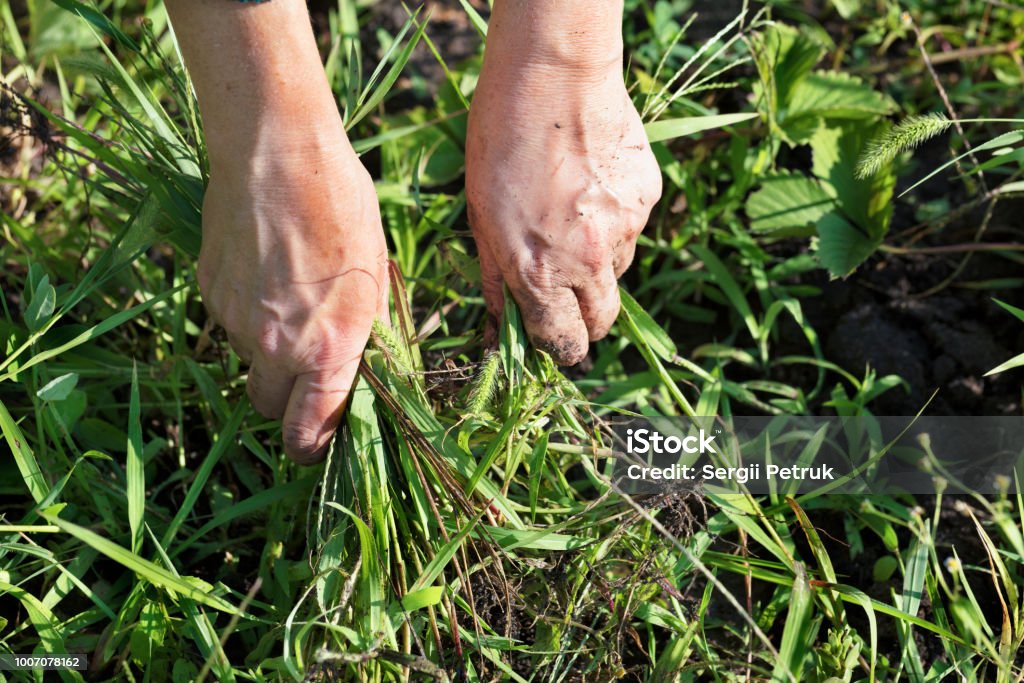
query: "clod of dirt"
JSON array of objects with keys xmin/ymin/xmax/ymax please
[{"xmin": 825, "ymin": 303, "xmax": 929, "ymax": 412}]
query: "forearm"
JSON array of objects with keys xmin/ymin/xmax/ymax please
[
  {"xmin": 486, "ymin": 0, "xmax": 624, "ymax": 75},
  {"xmin": 165, "ymin": 0, "xmax": 346, "ymax": 171}
]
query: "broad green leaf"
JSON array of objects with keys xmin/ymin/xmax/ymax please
[
  {"xmin": 36, "ymin": 373, "xmax": 79, "ymax": 402},
  {"xmin": 812, "ymin": 122, "xmax": 895, "ymax": 239},
  {"xmin": 24, "ymin": 276, "xmax": 56, "ymax": 332},
  {"xmin": 751, "ymin": 24, "xmax": 824, "ymax": 115},
  {"xmin": 645, "ymin": 112, "xmax": 758, "ymax": 143},
  {"xmin": 816, "ymin": 211, "xmax": 880, "ymax": 278},
  {"xmin": 787, "ymin": 71, "xmax": 894, "ymax": 124},
  {"xmin": 746, "ymin": 172, "xmax": 835, "ymax": 232}
]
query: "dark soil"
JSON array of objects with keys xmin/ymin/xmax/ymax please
[{"xmin": 801, "ymin": 197, "xmax": 1024, "ymax": 416}]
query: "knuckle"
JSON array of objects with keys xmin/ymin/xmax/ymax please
[
  {"xmin": 519, "ymin": 256, "xmax": 570, "ymax": 292},
  {"xmin": 578, "ymin": 249, "xmax": 606, "ymax": 277},
  {"xmin": 254, "ymin": 323, "xmax": 281, "ymax": 359},
  {"xmin": 283, "ymin": 421, "xmax": 325, "ymax": 463}
]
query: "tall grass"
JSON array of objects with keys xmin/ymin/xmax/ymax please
[{"xmin": 1, "ymin": 1, "xmax": 1022, "ymax": 681}]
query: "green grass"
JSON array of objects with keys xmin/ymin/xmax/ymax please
[{"xmin": 2, "ymin": 0, "xmax": 1024, "ymax": 681}]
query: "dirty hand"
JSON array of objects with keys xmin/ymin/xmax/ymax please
[
  {"xmin": 198, "ymin": 134, "xmax": 387, "ymax": 464},
  {"xmin": 465, "ymin": 1, "xmax": 662, "ymax": 366}
]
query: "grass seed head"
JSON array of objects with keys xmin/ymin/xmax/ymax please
[
  {"xmin": 855, "ymin": 113, "xmax": 952, "ymax": 179},
  {"xmin": 466, "ymin": 351, "xmax": 501, "ymax": 416}
]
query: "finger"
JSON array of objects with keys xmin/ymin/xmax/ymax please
[
  {"xmin": 246, "ymin": 353, "xmax": 295, "ymax": 420},
  {"xmin": 511, "ymin": 282, "xmax": 589, "ymax": 366},
  {"xmin": 379, "ymin": 260, "xmax": 394, "ymax": 322},
  {"xmin": 575, "ymin": 267, "xmax": 621, "ymax": 342},
  {"xmin": 281, "ymin": 360, "xmax": 361, "ymax": 465},
  {"xmin": 226, "ymin": 331, "xmax": 254, "ymax": 364},
  {"xmin": 475, "ymin": 234, "xmax": 506, "ymax": 322},
  {"xmin": 612, "ymin": 238, "xmax": 638, "ymax": 279}
]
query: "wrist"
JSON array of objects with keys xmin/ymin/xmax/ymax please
[
  {"xmin": 207, "ymin": 121, "xmax": 360, "ymax": 187},
  {"xmin": 203, "ymin": 92, "xmax": 345, "ymax": 171},
  {"xmin": 485, "ymin": 0, "xmax": 624, "ymax": 78}
]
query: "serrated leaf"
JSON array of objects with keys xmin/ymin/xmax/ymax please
[
  {"xmin": 816, "ymin": 211, "xmax": 880, "ymax": 277},
  {"xmin": 787, "ymin": 71, "xmax": 894, "ymax": 122},
  {"xmin": 36, "ymin": 373, "xmax": 79, "ymax": 402},
  {"xmin": 751, "ymin": 24, "xmax": 824, "ymax": 115},
  {"xmin": 812, "ymin": 122, "xmax": 895, "ymax": 239},
  {"xmin": 746, "ymin": 172, "xmax": 835, "ymax": 232}
]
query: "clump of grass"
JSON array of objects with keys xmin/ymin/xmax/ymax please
[
  {"xmin": 855, "ymin": 112, "xmax": 952, "ymax": 179},
  {"xmin": 6, "ymin": 1, "xmax": 1024, "ymax": 681}
]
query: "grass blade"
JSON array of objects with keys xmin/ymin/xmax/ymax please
[
  {"xmin": 41, "ymin": 512, "xmax": 239, "ymax": 614},
  {"xmin": 127, "ymin": 362, "xmax": 144, "ymax": 553}
]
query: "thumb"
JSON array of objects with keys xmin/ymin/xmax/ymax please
[
  {"xmin": 475, "ymin": 236, "xmax": 506, "ymax": 323},
  {"xmin": 281, "ymin": 357, "xmax": 361, "ymax": 465}
]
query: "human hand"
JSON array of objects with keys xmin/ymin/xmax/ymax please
[
  {"xmin": 466, "ymin": 34, "xmax": 662, "ymax": 365},
  {"xmin": 198, "ymin": 134, "xmax": 387, "ymax": 464}
]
